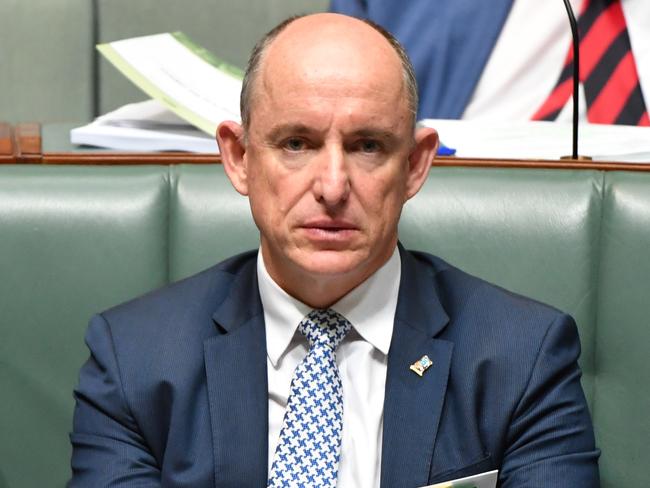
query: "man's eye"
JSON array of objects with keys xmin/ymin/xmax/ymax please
[
  {"xmin": 283, "ymin": 138, "xmax": 307, "ymax": 151},
  {"xmin": 357, "ymin": 139, "xmax": 381, "ymax": 153}
]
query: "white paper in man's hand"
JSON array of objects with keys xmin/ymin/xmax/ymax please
[{"xmin": 420, "ymin": 469, "xmax": 498, "ymax": 488}]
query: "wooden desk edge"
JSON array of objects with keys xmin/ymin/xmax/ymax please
[
  {"xmin": 0, "ymin": 122, "xmax": 42, "ymax": 163},
  {"xmin": 3, "ymin": 123, "xmax": 650, "ymax": 171},
  {"xmin": 31, "ymin": 152, "xmax": 650, "ymax": 172},
  {"xmin": 42, "ymin": 152, "xmax": 219, "ymax": 165},
  {"xmin": 0, "ymin": 122, "xmax": 16, "ymax": 162},
  {"xmin": 38, "ymin": 154, "xmax": 650, "ymax": 172},
  {"xmin": 432, "ymin": 156, "xmax": 650, "ymax": 172},
  {"xmin": 16, "ymin": 123, "xmax": 42, "ymax": 163}
]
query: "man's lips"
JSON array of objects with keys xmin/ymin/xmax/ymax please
[
  {"xmin": 299, "ymin": 220, "xmax": 360, "ymax": 240},
  {"xmin": 301, "ymin": 219, "xmax": 358, "ymax": 231}
]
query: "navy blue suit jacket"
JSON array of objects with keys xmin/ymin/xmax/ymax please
[
  {"xmin": 70, "ymin": 248, "xmax": 599, "ymax": 486},
  {"xmin": 330, "ymin": 0, "xmax": 515, "ymax": 119}
]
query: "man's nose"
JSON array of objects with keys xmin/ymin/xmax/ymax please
[{"xmin": 313, "ymin": 145, "xmax": 351, "ymax": 207}]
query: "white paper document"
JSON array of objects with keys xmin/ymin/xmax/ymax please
[
  {"xmin": 71, "ymin": 32, "xmax": 244, "ymax": 152},
  {"xmin": 99, "ymin": 32, "xmax": 242, "ymax": 133},
  {"xmin": 420, "ymin": 119, "xmax": 650, "ymax": 163},
  {"xmin": 70, "ymin": 99, "xmax": 218, "ymax": 153},
  {"xmin": 421, "ymin": 469, "xmax": 498, "ymax": 488}
]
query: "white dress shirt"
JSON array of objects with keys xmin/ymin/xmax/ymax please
[
  {"xmin": 257, "ymin": 247, "xmax": 401, "ymax": 488},
  {"xmin": 463, "ymin": 0, "xmax": 650, "ymax": 122}
]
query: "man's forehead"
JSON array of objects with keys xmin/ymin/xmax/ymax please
[
  {"xmin": 260, "ymin": 14, "xmax": 404, "ymax": 94},
  {"xmin": 262, "ymin": 76, "xmax": 402, "ymax": 107},
  {"xmin": 271, "ymin": 13, "xmax": 394, "ymax": 53},
  {"xmin": 253, "ymin": 78, "xmax": 409, "ymax": 138}
]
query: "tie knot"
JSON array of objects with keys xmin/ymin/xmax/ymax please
[{"xmin": 299, "ymin": 309, "xmax": 351, "ymax": 350}]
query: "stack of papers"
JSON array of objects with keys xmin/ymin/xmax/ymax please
[
  {"xmin": 71, "ymin": 99, "xmax": 217, "ymax": 152},
  {"xmin": 71, "ymin": 32, "xmax": 243, "ymax": 153},
  {"xmin": 419, "ymin": 119, "xmax": 650, "ymax": 163}
]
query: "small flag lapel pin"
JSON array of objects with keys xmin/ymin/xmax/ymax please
[{"xmin": 410, "ymin": 355, "xmax": 432, "ymax": 376}]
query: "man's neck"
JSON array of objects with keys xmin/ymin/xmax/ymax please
[{"xmin": 259, "ymin": 246, "xmax": 399, "ymax": 309}]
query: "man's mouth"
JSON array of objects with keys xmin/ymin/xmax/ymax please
[{"xmin": 300, "ymin": 219, "xmax": 359, "ymax": 240}]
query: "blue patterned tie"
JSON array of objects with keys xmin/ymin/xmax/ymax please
[{"xmin": 268, "ymin": 309, "xmax": 352, "ymax": 487}]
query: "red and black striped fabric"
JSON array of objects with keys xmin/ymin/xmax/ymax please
[{"xmin": 533, "ymin": 0, "xmax": 649, "ymax": 126}]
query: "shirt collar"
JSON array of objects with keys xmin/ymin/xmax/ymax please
[{"xmin": 258, "ymin": 247, "xmax": 401, "ymax": 367}]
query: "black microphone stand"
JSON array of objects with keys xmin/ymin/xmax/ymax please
[{"xmin": 562, "ymin": 0, "xmax": 580, "ymax": 159}]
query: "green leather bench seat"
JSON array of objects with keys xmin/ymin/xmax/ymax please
[
  {"xmin": 1, "ymin": 165, "xmax": 649, "ymax": 487},
  {"xmin": 0, "ymin": 167, "xmax": 170, "ymax": 487},
  {"xmin": 595, "ymin": 172, "xmax": 650, "ymax": 483}
]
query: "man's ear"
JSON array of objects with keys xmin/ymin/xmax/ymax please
[
  {"xmin": 216, "ymin": 120, "xmax": 249, "ymax": 196},
  {"xmin": 405, "ymin": 127, "xmax": 439, "ymax": 200}
]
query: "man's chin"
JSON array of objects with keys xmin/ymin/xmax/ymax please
[{"xmin": 293, "ymin": 248, "xmax": 370, "ymax": 278}]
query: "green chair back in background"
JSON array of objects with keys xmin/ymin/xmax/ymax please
[{"xmin": 1, "ymin": 164, "xmax": 649, "ymax": 487}]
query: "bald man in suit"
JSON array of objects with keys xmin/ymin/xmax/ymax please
[{"xmin": 70, "ymin": 13, "xmax": 599, "ymax": 487}]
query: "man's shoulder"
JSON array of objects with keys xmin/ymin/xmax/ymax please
[
  {"xmin": 403, "ymin": 249, "xmax": 578, "ymax": 390},
  {"xmin": 405, "ymin": 249, "xmax": 564, "ymax": 327},
  {"xmin": 100, "ymin": 250, "xmax": 258, "ymax": 335}
]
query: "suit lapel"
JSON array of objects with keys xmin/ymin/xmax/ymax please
[
  {"xmin": 204, "ymin": 258, "xmax": 268, "ymax": 488},
  {"xmin": 381, "ymin": 247, "xmax": 453, "ymax": 488},
  {"xmin": 201, "ymin": 248, "xmax": 453, "ymax": 487}
]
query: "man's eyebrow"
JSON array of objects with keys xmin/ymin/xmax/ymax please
[
  {"xmin": 348, "ymin": 128, "xmax": 397, "ymax": 141},
  {"xmin": 347, "ymin": 129, "xmax": 404, "ymax": 149},
  {"xmin": 266, "ymin": 124, "xmax": 320, "ymax": 140},
  {"xmin": 264, "ymin": 125, "xmax": 402, "ymax": 144}
]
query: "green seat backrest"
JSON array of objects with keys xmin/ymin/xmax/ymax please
[
  {"xmin": 1, "ymin": 165, "xmax": 649, "ymax": 487},
  {"xmin": 0, "ymin": 166, "xmax": 169, "ymax": 487},
  {"xmin": 594, "ymin": 172, "xmax": 650, "ymax": 488}
]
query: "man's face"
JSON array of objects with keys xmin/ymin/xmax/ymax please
[{"xmin": 218, "ymin": 16, "xmax": 437, "ymax": 304}]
